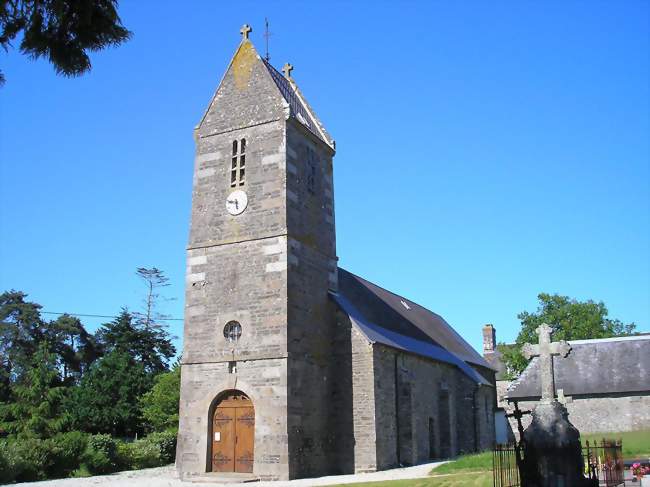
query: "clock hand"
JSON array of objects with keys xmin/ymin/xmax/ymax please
[{"xmin": 227, "ymin": 199, "xmax": 239, "ymax": 209}]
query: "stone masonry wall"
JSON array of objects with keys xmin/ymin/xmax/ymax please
[
  {"xmin": 284, "ymin": 120, "xmax": 338, "ymax": 478},
  {"xmin": 373, "ymin": 345, "xmax": 495, "ymax": 469},
  {"xmin": 505, "ymin": 393, "xmax": 650, "ymax": 439},
  {"xmin": 176, "ymin": 359, "xmax": 288, "ymax": 480},
  {"xmin": 328, "ymin": 310, "xmax": 377, "ymax": 474},
  {"xmin": 178, "ymin": 39, "xmax": 294, "ymax": 480}
]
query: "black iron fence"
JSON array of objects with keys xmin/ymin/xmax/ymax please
[
  {"xmin": 493, "ymin": 443, "xmax": 521, "ymax": 487},
  {"xmin": 583, "ymin": 439, "xmax": 624, "ymax": 487},
  {"xmin": 493, "ymin": 439, "xmax": 623, "ymax": 487}
]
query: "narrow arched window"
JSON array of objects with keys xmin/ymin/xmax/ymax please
[{"xmin": 231, "ymin": 138, "xmax": 246, "ymax": 187}]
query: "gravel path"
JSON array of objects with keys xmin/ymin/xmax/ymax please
[{"xmin": 19, "ymin": 462, "xmax": 445, "ymax": 487}]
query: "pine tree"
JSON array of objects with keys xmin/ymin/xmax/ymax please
[
  {"xmin": 0, "ymin": 342, "xmax": 69, "ymax": 438},
  {"xmin": 96, "ymin": 309, "xmax": 175, "ymax": 375},
  {"xmin": 0, "ymin": 0, "xmax": 131, "ymax": 84},
  {"xmin": 68, "ymin": 350, "xmax": 149, "ymax": 437}
]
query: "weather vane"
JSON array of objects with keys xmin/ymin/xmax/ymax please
[{"xmin": 264, "ymin": 17, "xmax": 272, "ymax": 62}]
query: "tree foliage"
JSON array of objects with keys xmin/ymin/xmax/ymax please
[
  {"xmin": 501, "ymin": 293, "xmax": 637, "ymax": 378},
  {"xmin": 0, "ymin": 343, "xmax": 70, "ymax": 438},
  {"xmin": 96, "ymin": 309, "xmax": 175, "ymax": 375},
  {"xmin": 0, "ymin": 290, "xmax": 47, "ymax": 389},
  {"xmin": 68, "ymin": 351, "xmax": 150, "ymax": 437},
  {"xmin": 133, "ymin": 267, "xmax": 174, "ymax": 332},
  {"xmin": 0, "ymin": 0, "xmax": 131, "ymax": 83},
  {"xmin": 139, "ymin": 366, "xmax": 180, "ymax": 433},
  {"xmin": 1, "ymin": 267, "xmax": 178, "ymax": 443}
]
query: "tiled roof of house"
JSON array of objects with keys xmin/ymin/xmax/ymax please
[{"xmin": 507, "ymin": 335, "xmax": 650, "ymax": 399}]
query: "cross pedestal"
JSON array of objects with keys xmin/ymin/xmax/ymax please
[{"xmin": 519, "ymin": 324, "xmax": 596, "ymax": 487}]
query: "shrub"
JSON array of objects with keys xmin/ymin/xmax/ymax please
[
  {"xmin": 0, "ymin": 440, "xmax": 25, "ymax": 484},
  {"xmin": 145, "ymin": 430, "xmax": 177, "ymax": 464},
  {"xmin": 80, "ymin": 434, "xmax": 120, "ymax": 475},
  {"xmin": 47, "ymin": 431, "xmax": 88, "ymax": 478},
  {"xmin": 116, "ymin": 431, "xmax": 177, "ymax": 470},
  {"xmin": 118, "ymin": 439, "xmax": 159, "ymax": 470},
  {"xmin": 0, "ymin": 430, "xmax": 177, "ymax": 483},
  {"xmin": 0, "ymin": 437, "xmax": 48, "ymax": 482},
  {"xmin": 0, "ymin": 433, "xmax": 88, "ymax": 482}
]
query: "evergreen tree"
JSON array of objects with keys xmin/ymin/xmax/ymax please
[
  {"xmin": 68, "ymin": 351, "xmax": 150, "ymax": 437},
  {"xmin": 96, "ymin": 309, "xmax": 175, "ymax": 375},
  {"xmin": 0, "ymin": 290, "xmax": 46, "ymax": 387},
  {"xmin": 0, "ymin": 0, "xmax": 131, "ymax": 84},
  {"xmin": 49, "ymin": 314, "xmax": 101, "ymax": 383},
  {"xmin": 0, "ymin": 342, "xmax": 69, "ymax": 438},
  {"xmin": 134, "ymin": 267, "xmax": 174, "ymax": 332}
]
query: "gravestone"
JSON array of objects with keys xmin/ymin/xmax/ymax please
[{"xmin": 520, "ymin": 324, "xmax": 597, "ymax": 487}]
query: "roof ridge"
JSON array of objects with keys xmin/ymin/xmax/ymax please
[
  {"xmin": 338, "ymin": 267, "xmax": 492, "ymax": 370},
  {"xmin": 568, "ymin": 334, "xmax": 650, "ymax": 345},
  {"xmin": 261, "ymin": 59, "xmax": 334, "ymax": 149}
]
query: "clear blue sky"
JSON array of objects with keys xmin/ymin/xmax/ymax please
[{"xmin": 1, "ymin": 1, "xmax": 648, "ymax": 355}]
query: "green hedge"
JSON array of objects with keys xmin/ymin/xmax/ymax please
[
  {"xmin": 0, "ymin": 431, "xmax": 88, "ymax": 483},
  {"xmin": 0, "ymin": 430, "xmax": 177, "ymax": 484}
]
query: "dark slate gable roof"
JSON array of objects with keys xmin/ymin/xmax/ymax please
[
  {"xmin": 507, "ymin": 336, "xmax": 650, "ymax": 399},
  {"xmin": 333, "ymin": 268, "xmax": 493, "ymax": 384},
  {"xmin": 262, "ymin": 59, "xmax": 334, "ymax": 148}
]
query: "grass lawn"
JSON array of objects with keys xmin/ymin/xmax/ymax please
[
  {"xmin": 328, "ymin": 429, "xmax": 650, "ymax": 487},
  {"xmin": 581, "ymin": 430, "xmax": 650, "ymax": 458},
  {"xmin": 328, "ymin": 472, "xmax": 492, "ymax": 487},
  {"xmin": 329, "ymin": 452, "xmax": 494, "ymax": 487},
  {"xmin": 431, "ymin": 451, "xmax": 492, "ymax": 474}
]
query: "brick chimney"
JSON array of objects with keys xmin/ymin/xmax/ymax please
[{"xmin": 482, "ymin": 324, "xmax": 496, "ymax": 354}]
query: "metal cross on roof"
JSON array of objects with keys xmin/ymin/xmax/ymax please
[
  {"xmin": 240, "ymin": 24, "xmax": 252, "ymax": 40},
  {"xmin": 522, "ymin": 323, "xmax": 572, "ymax": 403},
  {"xmin": 282, "ymin": 62, "xmax": 293, "ymax": 79}
]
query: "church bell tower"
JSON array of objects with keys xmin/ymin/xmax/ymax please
[{"xmin": 176, "ymin": 25, "xmax": 338, "ymax": 481}]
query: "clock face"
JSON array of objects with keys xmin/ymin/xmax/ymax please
[{"xmin": 226, "ymin": 190, "xmax": 248, "ymax": 216}]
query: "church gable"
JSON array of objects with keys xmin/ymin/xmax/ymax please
[{"xmin": 196, "ymin": 36, "xmax": 287, "ymax": 137}]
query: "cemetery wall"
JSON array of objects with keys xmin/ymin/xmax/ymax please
[{"xmin": 503, "ymin": 392, "xmax": 650, "ymax": 439}]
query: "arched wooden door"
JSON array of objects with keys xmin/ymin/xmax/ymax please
[{"xmin": 210, "ymin": 391, "xmax": 254, "ymax": 473}]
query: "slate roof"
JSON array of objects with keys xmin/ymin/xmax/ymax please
[
  {"xmin": 507, "ymin": 335, "xmax": 650, "ymax": 399},
  {"xmin": 262, "ymin": 59, "xmax": 335, "ymax": 149},
  {"xmin": 332, "ymin": 268, "xmax": 494, "ymax": 386}
]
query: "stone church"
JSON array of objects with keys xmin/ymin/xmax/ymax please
[{"xmin": 176, "ymin": 25, "xmax": 496, "ymax": 481}]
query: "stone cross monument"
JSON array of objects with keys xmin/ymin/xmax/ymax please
[
  {"xmin": 521, "ymin": 323, "xmax": 571, "ymax": 403},
  {"xmin": 519, "ymin": 324, "xmax": 597, "ymax": 487}
]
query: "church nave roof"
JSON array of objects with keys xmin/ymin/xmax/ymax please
[{"xmin": 333, "ymin": 268, "xmax": 495, "ymax": 385}]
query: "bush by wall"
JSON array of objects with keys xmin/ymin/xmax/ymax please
[
  {"xmin": 115, "ymin": 430, "xmax": 177, "ymax": 470},
  {"xmin": 0, "ymin": 432, "xmax": 88, "ymax": 483},
  {"xmin": 80, "ymin": 434, "xmax": 120, "ymax": 475},
  {"xmin": 0, "ymin": 431, "xmax": 176, "ymax": 484}
]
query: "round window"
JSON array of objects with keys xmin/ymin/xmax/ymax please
[{"xmin": 223, "ymin": 321, "xmax": 242, "ymax": 342}]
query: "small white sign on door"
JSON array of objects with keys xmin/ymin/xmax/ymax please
[{"xmin": 214, "ymin": 432, "xmax": 221, "ymax": 442}]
